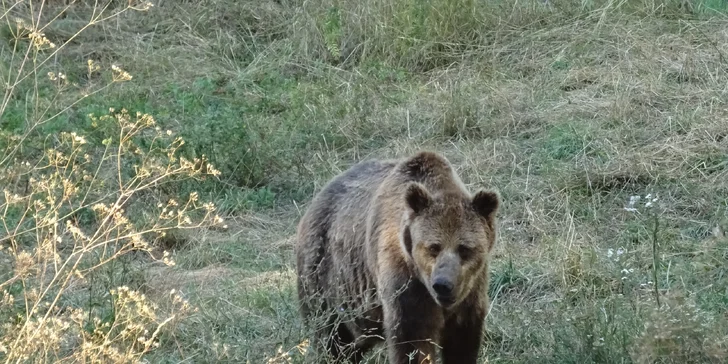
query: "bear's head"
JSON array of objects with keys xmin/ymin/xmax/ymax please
[{"xmin": 399, "ymin": 182, "xmax": 499, "ymax": 309}]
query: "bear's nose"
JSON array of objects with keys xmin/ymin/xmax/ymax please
[{"xmin": 432, "ymin": 278, "xmax": 454, "ymax": 296}]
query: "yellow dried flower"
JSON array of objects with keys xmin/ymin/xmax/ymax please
[{"xmin": 111, "ymin": 65, "xmax": 132, "ymax": 82}]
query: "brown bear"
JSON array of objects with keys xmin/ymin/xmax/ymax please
[{"xmin": 295, "ymin": 151, "xmax": 499, "ymax": 364}]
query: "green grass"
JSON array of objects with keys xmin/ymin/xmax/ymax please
[{"xmin": 3, "ymin": 0, "xmax": 728, "ymax": 362}]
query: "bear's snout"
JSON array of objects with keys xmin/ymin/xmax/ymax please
[
  {"xmin": 431, "ymin": 257, "xmax": 460, "ymax": 306},
  {"xmin": 432, "ymin": 277, "xmax": 454, "ymax": 296}
]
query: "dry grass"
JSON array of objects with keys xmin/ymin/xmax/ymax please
[{"xmin": 2, "ymin": 0, "xmax": 728, "ymax": 362}]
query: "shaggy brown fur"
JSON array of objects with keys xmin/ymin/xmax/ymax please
[{"xmin": 295, "ymin": 151, "xmax": 499, "ymax": 364}]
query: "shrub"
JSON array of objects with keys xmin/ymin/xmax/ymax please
[{"xmin": 0, "ymin": 1, "xmax": 224, "ymax": 361}]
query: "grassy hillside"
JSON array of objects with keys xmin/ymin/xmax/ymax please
[{"xmin": 2, "ymin": 0, "xmax": 728, "ymax": 362}]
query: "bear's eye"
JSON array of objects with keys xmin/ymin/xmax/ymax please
[
  {"xmin": 458, "ymin": 245, "xmax": 473, "ymax": 260},
  {"xmin": 427, "ymin": 244, "xmax": 441, "ymax": 256}
]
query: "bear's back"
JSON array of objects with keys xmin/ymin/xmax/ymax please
[{"xmin": 295, "ymin": 158, "xmax": 398, "ymax": 308}]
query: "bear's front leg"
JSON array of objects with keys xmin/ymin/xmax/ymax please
[
  {"xmin": 381, "ymin": 279, "xmax": 443, "ymax": 364},
  {"xmin": 441, "ymin": 300, "xmax": 486, "ymax": 364}
]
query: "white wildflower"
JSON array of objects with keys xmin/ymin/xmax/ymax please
[{"xmin": 624, "ymin": 195, "xmax": 641, "ymax": 212}]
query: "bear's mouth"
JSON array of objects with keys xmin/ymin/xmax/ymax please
[{"xmin": 436, "ymin": 295, "xmax": 456, "ymax": 307}]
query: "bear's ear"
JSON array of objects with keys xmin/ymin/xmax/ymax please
[
  {"xmin": 405, "ymin": 183, "xmax": 431, "ymax": 214},
  {"xmin": 472, "ymin": 190, "xmax": 499, "ymax": 219}
]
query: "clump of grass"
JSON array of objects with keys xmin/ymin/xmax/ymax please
[
  {"xmin": 291, "ymin": 0, "xmax": 492, "ymax": 70},
  {"xmin": 633, "ymin": 293, "xmax": 728, "ymax": 363}
]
